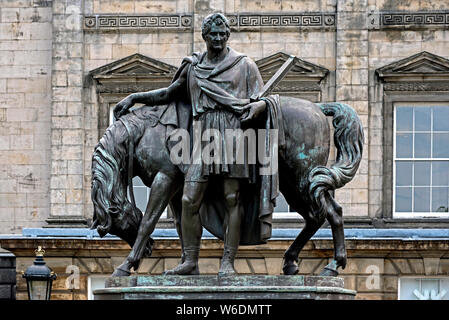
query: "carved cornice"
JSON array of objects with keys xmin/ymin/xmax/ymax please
[
  {"xmin": 368, "ymin": 10, "xmax": 449, "ymax": 29},
  {"xmin": 376, "ymin": 51, "xmax": 449, "ymax": 86},
  {"xmin": 383, "ymin": 82, "xmax": 449, "ymax": 92},
  {"xmin": 91, "ymin": 52, "xmax": 327, "ymax": 94},
  {"xmin": 256, "ymin": 52, "xmax": 328, "ymax": 83}
]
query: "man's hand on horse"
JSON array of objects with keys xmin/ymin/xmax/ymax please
[
  {"xmin": 113, "ymin": 95, "xmax": 135, "ymax": 120},
  {"xmin": 240, "ymin": 100, "xmax": 266, "ymax": 123}
]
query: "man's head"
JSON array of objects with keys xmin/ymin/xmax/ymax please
[{"xmin": 202, "ymin": 13, "xmax": 230, "ymax": 52}]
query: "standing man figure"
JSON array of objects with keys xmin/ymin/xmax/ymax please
[{"xmin": 114, "ymin": 13, "xmax": 276, "ymax": 275}]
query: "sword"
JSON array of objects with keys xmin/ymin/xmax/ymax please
[{"xmin": 250, "ymin": 54, "xmax": 296, "ymax": 102}]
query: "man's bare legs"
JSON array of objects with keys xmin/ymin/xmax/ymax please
[
  {"xmin": 164, "ymin": 178, "xmax": 242, "ymax": 275},
  {"xmin": 219, "ymin": 178, "xmax": 241, "ymax": 275},
  {"xmin": 164, "ymin": 181, "xmax": 208, "ymax": 275}
]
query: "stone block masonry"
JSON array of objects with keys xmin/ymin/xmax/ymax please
[
  {"xmin": 0, "ymin": 252, "xmax": 16, "ymax": 300},
  {"xmin": 47, "ymin": 0, "xmax": 87, "ymax": 227},
  {"xmin": 0, "ymin": 0, "xmax": 52, "ymax": 233}
]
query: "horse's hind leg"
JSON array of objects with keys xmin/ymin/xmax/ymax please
[
  {"xmin": 283, "ymin": 212, "xmax": 326, "ymax": 275},
  {"xmin": 319, "ymin": 195, "xmax": 346, "ymax": 276},
  {"xmin": 112, "ymin": 172, "xmax": 178, "ymax": 276}
]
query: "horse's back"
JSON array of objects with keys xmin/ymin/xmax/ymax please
[{"xmin": 279, "ymin": 96, "xmax": 330, "ymax": 192}]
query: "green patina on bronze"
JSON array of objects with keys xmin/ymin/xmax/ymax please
[{"xmin": 94, "ymin": 275, "xmax": 356, "ymax": 300}]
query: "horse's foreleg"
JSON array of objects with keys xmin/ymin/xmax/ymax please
[
  {"xmin": 320, "ymin": 197, "xmax": 346, "ymax": 276},
  {"xmin": 283, "ymin": 214, "xmax": 325, "ymax": 275},
  {"xmin": 112, "ymin": 172, "xmax": 176, "ymax": 276}
]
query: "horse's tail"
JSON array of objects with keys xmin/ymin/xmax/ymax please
[
  {"xmin": 309, "ymin": 102, "xmax": 364, "ymax": 221},
  {"xmin": 90, "ymin": 115, "xmax": 145, "ymax": 247}
]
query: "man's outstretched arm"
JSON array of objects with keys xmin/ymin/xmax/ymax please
[{"xmin": 114, "ymin": 65, "xmax": 188, "ymax": 119}]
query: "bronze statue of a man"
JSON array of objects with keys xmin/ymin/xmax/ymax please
[{"xmin": 114, "ymin": 13, "xmax": 276, "ymax": 275}]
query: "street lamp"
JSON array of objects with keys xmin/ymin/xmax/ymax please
[{"xmin": 22, "ymin": 246, "xmax": 57, "ymax": 300}]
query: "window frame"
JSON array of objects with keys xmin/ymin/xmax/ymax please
[
  {"xmin": 383, "ymin": 93, "xmax": 449, "ymax": 221},
  {"xmin": 392, "ymin": 102, "xmax": 449, "ymax": 218}
]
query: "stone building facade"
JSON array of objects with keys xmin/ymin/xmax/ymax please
[{"xmin": 0, "ymin": 0, "xmax": 448, "ymax": 300}]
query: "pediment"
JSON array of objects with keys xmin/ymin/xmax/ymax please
[
  {"xmin": 376, "ymin": 51, "xmax": 449, "ymax": 82},
  {"xmin": 255, "ymin": 52, "xmax": 328, "ymax": 81},
  {"xmin": 89, "ymin": 53, "xmax": 178, "ymax": 79}
]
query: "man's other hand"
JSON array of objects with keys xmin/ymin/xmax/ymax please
[
  {"xmin": 113, "ymin": 95, "xmax": 134, "ymax": 120},
  {"xmin": 240, "ymin": 100, "xmax": 266, "ymax": 123}
]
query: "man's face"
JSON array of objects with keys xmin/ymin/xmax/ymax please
[{"xmin": 204, "ymin": 23, "xmax": 228, "ymax": 53}]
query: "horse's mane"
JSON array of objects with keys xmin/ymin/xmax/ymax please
[{"xmin": 91, "ymin": 112, "xmax": 148, "ymax": 245}]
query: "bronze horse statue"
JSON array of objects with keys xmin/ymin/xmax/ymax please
[{"xmin": 91, "ymin": 96, "xmax": 364, "ymax": 276}]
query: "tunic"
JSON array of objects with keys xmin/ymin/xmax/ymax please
[
  {"xmin": 159, "ymin": 47, "xmax": 285, "ymax": 245},
  {"xmin": 184, "ymin": 48, "xmax": 264, "ymax": 182}
]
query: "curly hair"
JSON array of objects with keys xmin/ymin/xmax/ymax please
[{"xmin": 201, "ymin": 13, "xmax": 231, "ymax": 39}]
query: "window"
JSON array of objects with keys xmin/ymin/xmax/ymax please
[
  {"xmin": 399, "ymin": 277, "xmax": 449, "ymax": 300},
  {"xmin": 87, "ymin": 275, "xmax": 109, "ymax": 300},
  {"xmin": 273, "ymin": 194, "xmax": 301, "ymax": 220},
  {"xmin": 393, "ymin": 104, "xmax": 449, "ymax": 218}
]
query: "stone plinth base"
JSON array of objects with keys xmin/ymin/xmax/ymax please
[{"xmin": 93, "ymin": 275, "xmax": 356, "ymax": 300}]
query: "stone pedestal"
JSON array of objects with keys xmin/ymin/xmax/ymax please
[{"xmin": 93, "ymin": 275, "xmax": 356, "ymax": 300}]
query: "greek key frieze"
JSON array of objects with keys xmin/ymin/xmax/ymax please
[
  {"xmin": 84, "ymin": 14, "xmax": 193, "ymax": 31},
  {"xmin": 231, "ymin": 13, "xmax": 335, "ymax": 30},
  {"xmin": 370, "ymin": 11, "xmax": 449, "ymax": 29},
  {"xmin": 84, "ymin": 13, "xmax": 336, "ymax": 31}
]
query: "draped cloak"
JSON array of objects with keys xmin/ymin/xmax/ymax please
[{"xmin": 157, "ymin": 47, "xmax": 285, "ymax": 245}]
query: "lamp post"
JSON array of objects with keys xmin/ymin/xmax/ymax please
[{"xmin": 22, "ymin": 246, "xmax": 57, "ymax": 300}]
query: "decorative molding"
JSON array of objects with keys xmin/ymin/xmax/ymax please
[
  {"xmin": 90, "ymin": 52, "xmax": 328, "ymax": 94},
  {"xmin": 256, "ymin": 52, "xmax": 329, "ymax": 83},
  {"xmin": 84, "ymin": 12, "xmax": 335, "ymax": 32},
  {"xmin": 89, "ymin": 53, "xmax": 177, "ymax": 93},
  {"xmin": 368, "ymin": 10, "xmax": 449, "ymax": 29},
  {"xmin": 84, "ymin": 14, "xmax": 193, "ymax": 31},
  {"xmin": 89, "ymin": 53, "xmax": 177, "ymax": 78},
  {"xmin": 227, "ymin": 12, "xmax": 335, "ymax": 30},
  {"xmin": 376, "ymin": 51, "xmax": 449, "ymax": 86},
  {"xmin": 95, "ymin": 83, "xmax": 171, "ymax": 94},
  {"xmin": 383, "ymin": 82, "xmax": 449, "ymax": 91}
]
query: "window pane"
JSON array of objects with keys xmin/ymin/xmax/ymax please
[
  {"xmin": 396, "ymin": 161, "xmax": 413, "ymax": 186},
  {"xmin": 129, "ymin": 177, "xmax": 148, "ymax": 213},
  {"xmin": 414, "ymin": 161, "xmax": 431, "ymax": 186},
  {"xmin": 414, "ymin": 133, "xmax": 431, "ymax": 158},
  {"xmin": 396, "ymin": 133, "xmax": 413, "ymax": 158},
  {"xmin": 432, "ymin": 161, "xmax": 449, "ymax": 186},
  {"xmin": 414, "ymin": 107, "xmax": 431, "ymax": 131},
  {"xmin": 432, "ymin": 187, "xmax": 449, "ymax": 212},
  {"xmin": 396, "ymin": 107, "xmax": 413, "ymax": 131},
  {"xmin": 433, "ymin": 133, "xmax": 449, "ymax": 158},
  {"xmin": 274, "ymin": 193, "xmax": 290, "ymax": 212},
  {"xmin": 132, "ymin": 187, "xmax": 148, "ymax": 213},
  {"xmin": 396, "ymin": 187, "xmax": 412, "ymax": 212},
  {"xmin": 133, "ymin": 176, "xmax": 145, "ymax": 186},
  {"xmin": 414, "ymin": 187, "xmax": 430, "ymax": 212},
  {"xmin": 433, "ymin": 106, "xmax": 449, "ymax": 131}
]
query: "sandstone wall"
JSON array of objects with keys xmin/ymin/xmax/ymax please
[
  {"xmin": 0, "ymin": 0, "xmax": 449, "ymax": 231},
  {"xmin": 0, "ymin": 0, "xmax": 53, "ymax": 233}
]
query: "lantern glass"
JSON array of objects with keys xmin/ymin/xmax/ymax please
[{"xmin": 28, "ymin": 280, "xmax": 50, "ymax": 300}]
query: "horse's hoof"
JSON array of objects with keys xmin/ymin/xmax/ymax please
[
  {"xmin": 319, "ymin": 267, "xmax": 339, "ymax": 277},
  {"xmin": 282, "ymin": 263, "xmax": 299, "ymax": 275},
  {"xmin": 111, "ymin": 267, "xmax": 131, "ymax": 277}
]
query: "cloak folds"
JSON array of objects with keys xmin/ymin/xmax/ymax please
[{"xmin": 160, "ymin": 48, "xmax": 285, "ymax": 245}]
